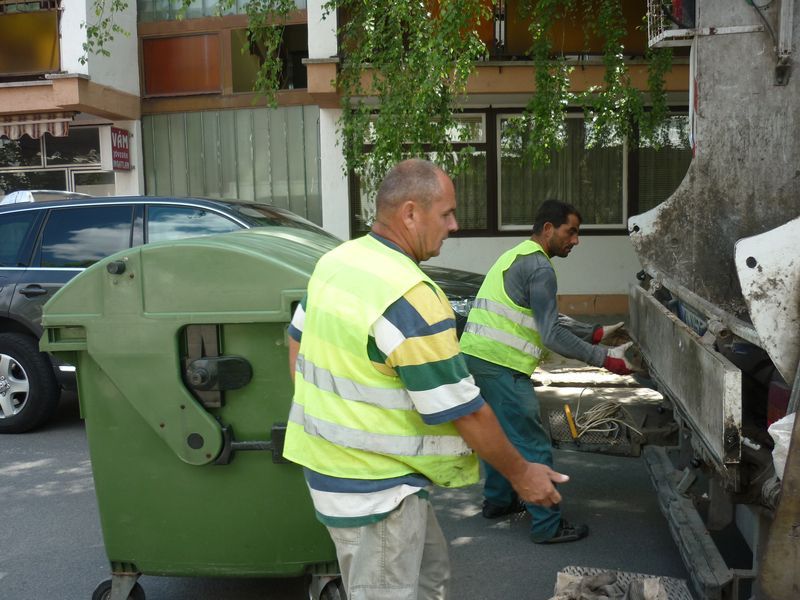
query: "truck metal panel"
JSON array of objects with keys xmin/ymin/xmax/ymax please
[{"xmin": 629, "ymin": 284, "xmax": 742, "ymax": 468}]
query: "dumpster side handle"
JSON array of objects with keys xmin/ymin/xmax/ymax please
[{"xmin": 214, "ymin": 423, "xmax": 290, "ymax": 466}]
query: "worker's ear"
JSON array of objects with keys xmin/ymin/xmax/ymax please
[
  {"xmin": 541, "ymin": 222, "xmax": 554, "ymax": 237},
  {"xmin": 400, "ymin": 200, "xmax": 418, "ymax": 229}
]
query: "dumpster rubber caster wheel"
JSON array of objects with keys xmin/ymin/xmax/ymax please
[
  {"xmin": 91, "ymin": 579, "xmax": 145, "ymax": 600},
  {"xmin": 320, "ymin": 578, "xmax": 346, "ymax": 600}
]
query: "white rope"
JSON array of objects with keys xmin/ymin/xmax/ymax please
[{"xmin": 571, "ymin": 388, "xmax": 644, "ymax": 440}]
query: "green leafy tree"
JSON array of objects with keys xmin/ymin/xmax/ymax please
[
  {"xmin": 84, "ymin": 0, "xmax": 672, "ymax": 199},
  {"xmin": 80, "ymin": 0, "xmax": 131, "ymax": 64}
]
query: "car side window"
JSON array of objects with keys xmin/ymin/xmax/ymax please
[
  {"xmin": 38, "ymin": 206, "xmax": 134, "ymax": 268},
  {"xmin": 0, "ymin": 211, "xmax": 42, "ymax": 267},
  {"xmin": 146, "ymin": 205, "xmax": 241, "ymax": 243}
]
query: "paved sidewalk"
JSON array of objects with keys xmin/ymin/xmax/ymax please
[{"xmin": 434, "ymin": 352, "xmax": 690, "ymax": 600}]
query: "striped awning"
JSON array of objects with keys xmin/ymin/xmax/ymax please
[{"xmin": 0, "ymin": 112, "xmax": 74, "ymax": 140}]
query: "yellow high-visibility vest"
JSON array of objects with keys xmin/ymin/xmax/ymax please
[
  {"xmin": 460, "ymin": 240, "xmax": 549, "ymax": 376},
  {"xmin": 283, "ymin": 235, "xmax": 478, "ymax": 488}
]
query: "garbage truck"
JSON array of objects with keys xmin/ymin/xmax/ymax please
[{"xmin": 626, "ymin": 1, "xmax": 800, "ymax": 599}]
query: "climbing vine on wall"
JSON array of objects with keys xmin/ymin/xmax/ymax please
[
  {"xmin": 506, "ymin": 0, "xmax": 673, "ymax": 165},
  {"xmin": 325, "ymin": 0, "xmax": 491, "ymax": 196}
]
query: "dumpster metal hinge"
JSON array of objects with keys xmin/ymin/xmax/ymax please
[
  {"xmin": 186, "ymin": 356, "xmax": 253, "ymax": 392},
  {"xmin": 214, "ymin": 423, "xmax": 289, "ymax": 465},
  {"xmin": 183, "ymin": 325, "xmax": 223, "ymax": 408}
]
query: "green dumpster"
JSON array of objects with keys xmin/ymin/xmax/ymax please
[{"xmin": 40, "ymin": 228, "xmax": 343, "ymax": 600}]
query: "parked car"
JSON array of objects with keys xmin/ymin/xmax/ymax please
[
  {"xmin": 0, "ymin": 190, "xmax": 92, "ymax": 205},
  {"xmin": 0, "ymin": 196, "xmax": 482, "ymax": 433}
]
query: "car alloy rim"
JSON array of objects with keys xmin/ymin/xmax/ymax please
[{"xmin": 0, "ymin": 353, "xmax": 30, "ymax": 419}]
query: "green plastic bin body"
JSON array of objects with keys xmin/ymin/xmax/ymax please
[{"xmin": 41, "ymin": 228, "xmax": 339, "ymax": 579}]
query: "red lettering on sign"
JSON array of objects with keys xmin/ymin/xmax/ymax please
[{"xmin": 111, "ymin": 127, "xmax": 131, "ymax": 171}]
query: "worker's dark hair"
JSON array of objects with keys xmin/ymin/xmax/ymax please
[
  {"xmin": 376, "ymin": 158, "xmax": 444, "ymax": 212},
  {"xmin": 532, "ymin": 199, "xmax": 582, "ymax": 234}
]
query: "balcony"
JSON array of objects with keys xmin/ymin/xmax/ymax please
[{"xmin": 0, "ymin": 0, "xmax": 61, "ymax": 78}]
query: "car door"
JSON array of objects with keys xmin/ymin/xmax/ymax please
[
  {"xmin": 8, "ymin": 204, "xmax": 135, "ymax": 336},
  {"xmin": 0, "ymin": 209, "xmax": 46, "ymax": 322}
]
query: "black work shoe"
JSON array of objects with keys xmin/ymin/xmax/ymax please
[
  {"xmin": 481, "ymin": 499, "xmax": 527, "ymax": 519},
  {"xmin": 532, "ymin": 519, "xmax": 589, "ymax": 544}
]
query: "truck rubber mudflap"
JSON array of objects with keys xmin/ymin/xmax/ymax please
[{"xmin": 643, "ymin": 446, "xmax": 734, "ymax": 600}]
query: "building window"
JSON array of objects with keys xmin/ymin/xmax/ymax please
[
  {"xmin": 498, "ymin": 114, "xmax": 624, "ymax": 230},
  {"xmin": 351, "ymin": 114, "xmax": 488, "ymax": 235},
  {"xmin": 0, "ymin": 127, "xmax": 113, "ymax": 197},
  {"xmin": 637, "ymin": 115, "xmax": 692, "ymax": 214},
  {"xmin": 74, "ymin": 171, "xmax": 116, "ymax": 196},
  {"xmin": 231, "ymin": 25, "xmax": 308, "ymax": 92},
  {"xmin": 0, "ymin": 170, "xmax": 66, "ymax": 194},
  {"xmin": 137, "ymin": 0, "xmax": 308, "ymax": 23},
  {"xmin": 349, "ymin": 108, "xmax": 691, "ymax": 237},
  {"xmin": 0, "ymin": 135, "xmax": 43, "ymax": 168},
  {"xmin": 45, "ymin": 127, "xmax": 101, "ymax": 166}
]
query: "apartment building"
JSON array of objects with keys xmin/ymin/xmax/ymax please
[
  {"xmin": 0, "ymin": 0, "xmax": 142, "ymax": 196},
  {"xmin": 0, "ymin": 0, "xmax": 691, "ymax": 308}
]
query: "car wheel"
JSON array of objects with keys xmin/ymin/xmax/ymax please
[{"xmin": 0, "ymin": 333, "xmax": 60, "ymax": 433}]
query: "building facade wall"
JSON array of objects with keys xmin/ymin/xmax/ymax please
[
  {"xmin": 304, "ymin": 0, "xmax": 689, "ymax": 304},
  {"xmin": 60, "ymin": 0, "xmax": 140, "ymax": 96}
]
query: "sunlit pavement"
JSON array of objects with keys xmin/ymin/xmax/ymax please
[{"xmin": 436, "ymin": 356, "xmax": 688, "ymax": 600}]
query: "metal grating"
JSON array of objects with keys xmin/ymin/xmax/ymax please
[
  {"xmin": 647, "ymin": 0, "xmax": 695, "ymax": 48},
  {"xmin": 547, "ymin": 408, "xmax": 636, "ymax": 451},
  {"xmin": 559, "ymin": 566, "xmax": 694, "ymax": 600}
]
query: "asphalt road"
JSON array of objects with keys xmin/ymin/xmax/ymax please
[{"xmin": 1, "ymin": 387, "xmax": 690, "ymax": 600}]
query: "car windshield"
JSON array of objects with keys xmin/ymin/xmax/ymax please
[{"xmin": 232, "ymin": 203, "xmax": 341, "ymax": 241}]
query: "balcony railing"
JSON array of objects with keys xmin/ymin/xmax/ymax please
[{"xmin": 138, "ymin": 0, "xmax": 307, "ymax": 23}]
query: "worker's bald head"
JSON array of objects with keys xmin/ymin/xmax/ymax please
[
  {"xmin": 370, "ymin": 158, "xmax": 458, "ymax": 263},
  {"xmin": 375, "ymin": 159, "xmax": 445, "ymax": 217}
]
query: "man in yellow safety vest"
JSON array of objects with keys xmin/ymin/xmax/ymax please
[
  {"xmin": 460, "ymin": 199, "xmax": 637, "ymax": 544},
  {"xmin": 284, "ymin": 160, "xmax": 570, "ymax": 600}
]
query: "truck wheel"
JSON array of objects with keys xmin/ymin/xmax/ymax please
[
  {"xmin": 91, "ymin": 580, "xmax": 145, "ymax": 600},
  {"xmin": 0, "ymin": 333, "xmax": 60, "ymax": 433}
]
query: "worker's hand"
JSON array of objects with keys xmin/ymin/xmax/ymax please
[
  {"xmin": 591, "ymin": 321, "xmax": 625, "ymax": 344},
  {"xmin": 510, "ymin": 463, "xmax": 568, "ymax": 507},
  {"xmin": 603, "ymin": 341, "xmax": 636, "ymax": 375}
]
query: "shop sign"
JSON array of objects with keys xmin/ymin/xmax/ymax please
[{"xmin": 111, "ymin": 127, "xmax": 131, "ymax": 171}]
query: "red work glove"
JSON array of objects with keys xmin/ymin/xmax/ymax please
[
  {"xmin": 591, "ymin": 321, "xmax": 625, "ymax": 344},
  {"xmin": 603, "ymin": 341, "xmax": 635, "ymax": 375}
]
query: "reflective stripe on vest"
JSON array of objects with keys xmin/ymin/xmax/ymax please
[
  {"xmin": 288, "ymin": 402, "xmax": 472, "ymax": 456},
  {"xmin": 296, "ymin": 354, "xmax": 413, "ymax": 411},
  {"xmin": 472, "ymin": 298, "xmax": 537, "ymax": 329},
  {"xmin": 462, "ymin": 322, "xmax": 543, "ymax": 359},
  {"xmin": 460, "ymin": 240, "xmax": 549, "ymax": 376},
  {"xmin": 282, "ymin": 234, "xmax": 479, "ymax": 487}
]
